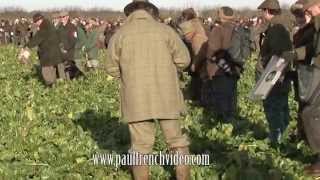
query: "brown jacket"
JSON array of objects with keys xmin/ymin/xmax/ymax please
[
  {"xmin": 206, "ymin": 21, "xmax": 235, "ymax": 78},
  {"xmin": 106, "ymin": 10, "xmax": 191, "ymax": 123},
  {"xmin": 179, "ymin": 18, "xmax": 208, "ymax": 72}
]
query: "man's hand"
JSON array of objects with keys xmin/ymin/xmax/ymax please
[
  {"xmin": 190, "ymin": 64, "xmax": 196, "ymax": 72},
  {"xmin": 59, "ymin": 43, "xmax": 68, "ymax": 54},
  {"xmin": 81, "ymin": 46, "xmax": 86, "ymax": 52},
  {"xmin": 61, "ymin": 48, "xmax": 67, "ymax": 54},
  {"xmin": 206, "ymin": 61, "xmax": 219, "ymax": 80}
]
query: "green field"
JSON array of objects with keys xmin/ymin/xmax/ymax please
[{"xmin": 0, "ymin": 45, "xmax": 316, "ymax": 179}]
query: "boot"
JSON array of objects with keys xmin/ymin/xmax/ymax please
[
  {"xmin": 304, "ymin": 154, "xmax": 320, "ymax": 176},
  {"xmin": 172, "ymin": 147, "xmax": 191, "ymax": 180},
  {"xmin": 176, "ymin": 163, "xmax": 190, "ymax": 180},
  {"xmin": 131, "ymin": 165, "xmax": 149, "ymax": 180},
  {"xmin": 304, "ymin": 163, "xmax": 320, "ymax": 176}
]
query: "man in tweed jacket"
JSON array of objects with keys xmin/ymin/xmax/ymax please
[{"xmin": 105, "ymin": 1, "xmax": 191, "ymax": 179}]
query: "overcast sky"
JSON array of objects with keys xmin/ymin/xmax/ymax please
[{"xmin": 0, "ymin": 0, "xmax": 297, "ymax": 11}]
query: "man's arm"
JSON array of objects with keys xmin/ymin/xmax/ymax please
[
  {"xmin": 267, "ymin": 24, "xmax": 292, "ymax": 56},
  {"xmin": 167, "ymin": 27, "xmax": 191, "ymax": 71},
  {"xmin": 105, "ymin": 32, "xmax": 121, "ymax": 78}
]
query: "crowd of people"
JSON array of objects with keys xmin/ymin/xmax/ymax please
[
  {"xmin": 108, "ymin": 0, "xmax": 320, "ymax": 178},
  {"xmin": 5, "ymin": 11, "xmax": 263, "ymax": 85},
  {"xmin": 0, "ymin": 14, "xmax": 121, "ymax": 47},
  {"xmin": 1, "ymin": 13, "xmax": 122, "ymax": 84},
  {"xmin": 4, "ymin": 0, "xmax": 320, "ymax": 179}
]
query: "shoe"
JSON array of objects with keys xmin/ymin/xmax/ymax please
[
  {"xmin": 171, "ymin": 147, "xmax": 191, "ymax": 180},
  {"xmin": 131, "ymin": 165, "xmax": 149, "ymax": 180},
  {"xmin": 268, "ymin": 129, "xmax": 282, "ymax": 145},
  {"xmin": 304, "ymin": 163, "xmax": 320, "ymax": 176}
]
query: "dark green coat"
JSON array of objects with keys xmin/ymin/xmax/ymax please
[
  {"xmin": 259, "ymin": 15, "xmax": 293, "ymax": 70},
  {"xmin": 300, "ymin": 16, "xmax": 320, "ymax": 153},
  {"xmin": 293, "ymin": 22, "xmax": 315, "ymax": 65},
  {"xmin": 257, "ymin": 14, "xmax": 293, "ymax": 93},
  {"xmin": 26, "ymin": 19, "xmax": 63, "ymax": 66},
  {"xmin": 301, "ymin": 16, "xmax": 320, "ymax": 67},
  {"xmin": 74, "ymin": 26, "xmax": 99, "ymax": 60},
  {"xmin": 57, "ymin": 21, "xmax": 77, "ymax": 61},
  {"xmin": 257, "ymin": 14, "xmax": 293, "ymax": 143}
]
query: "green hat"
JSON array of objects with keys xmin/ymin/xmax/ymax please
[
  {"xmin": 301, "ymin": 0, "xmax": 320, "ymax": 10},
  {"xmin": 124, "ymin": 0, "xmax": 159, "ymax": 17},
  {"xmin": 258, "ymin": 0, "xmax": 281, "ymax": 10}
]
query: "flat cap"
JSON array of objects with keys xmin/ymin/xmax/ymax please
[
  {"xmin": 124, "ymin": 0, "xmax": 159, "ymax": 17},
  {"xmin": 258, "ymin": 0, "xmax": 281, "ymax": 10},
  {"xmin": 33, "ymin": 13, "xmax": 44, "ymax": 23}
]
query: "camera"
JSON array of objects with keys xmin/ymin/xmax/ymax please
[{"xmin": 217, "ymin": 58, "xmax": 232, "ymax": 74}]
